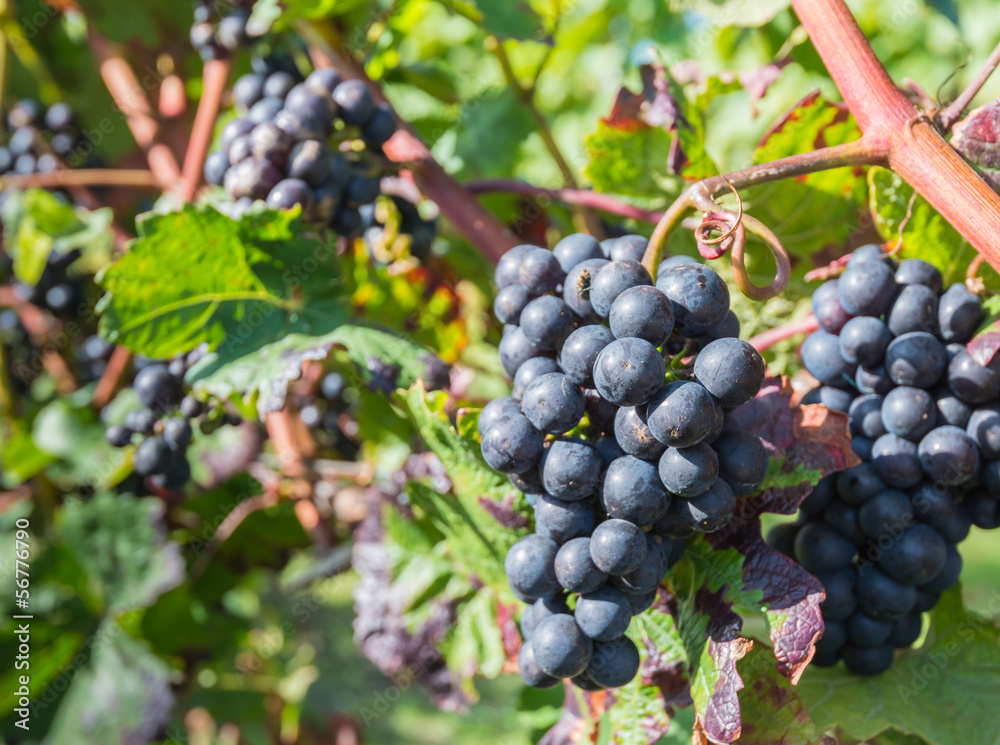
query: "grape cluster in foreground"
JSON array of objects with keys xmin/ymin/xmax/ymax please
[
  {"xmin": 205, "ymin": 55, "xmax": 396, "ymax": 235},
  {"xmin": 479, "ymin": 233, "xmax": 769, "ymax": 690},
  {"xmin": 105, "ymin": 349, "xmax": 241, "ymax": 493},
  {"xmin": 769, "ymin": 246, "xmax": 1000, "ymax": 676}
]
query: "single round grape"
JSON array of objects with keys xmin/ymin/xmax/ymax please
[
  {"xmin": 937, "ymin": 502, "xmax": 972, "ymax": 543},
  {"xmin": 505, "ymin": 534, "xmax": 560, "ymax": 600},
  {"xmin": 203, "ymin": 151, "xmax": 229, "ymax": 186},
  {"xmin": 658, "ymin": 443, "xmax": 719, "ymax": 498},
  {"xmin": 801, "ymin": 330, "xmax": 856, "ymax": 387},
  {"xmin": 938, "ymin": 283, "xmax": 983, "ymax": 343},
  {"xmin": 793, "ymin": 522, "xmax": 857, "ymax": 572},
  {"xmin": 613, "ymin": 534, "xmax": 669, "ymax": 594},
  {"xmin": 495, "ymin": 245, "xmax": 534, "ymax": 289},
  {"xmin": 520, "ymin": 296, "xmax": 577, "ymax": 350},
  {"xmin": 644, "ymin": 381, "xmax": 716, "ymax": 448},
  {"xmin": 801, "ymin": 386, "xmax": 856, "ymax": 413},
  {"xmin": 519, "ymin": 248, "xmax": 566, "ymax": 295},
  {"xmin": 816, "ymin": 567, "xmax": 858, "ymax": 621},
  {"xmin": 910, "ymin": 481, "xmax": 957, "ymax": 528},
  {"xmin": 800, "ymin": 476, "xmax": 836, "ymax": 516},
  {"xmin": 887, "ymin": 283, "xmax": 938, "ymax": 337},
  {"xmin": 812, "ymin": 619, "xmax": 846, "ymax": 667},
  {"xmin": 125, "ymin": 408, "xmax": 157, "ymax": 436},
  {"xmin": 590, "ymin": 261, "xmax": 652, "ymax": 319},
  {"xmin": 532, "ymin": 614, "xmax": 593, "ymax": 678},
  {"xmin": 839, "ymin": 316, "xmax": 892, "ymax": 367},
  {"xmin": 552, "ymin": 233, "xmax": 604, "ymax": 272},
  {"xmin": 846, "ymin": 612, "xmax": 893, "ymax": 648},
  {"xmin": 480, "ymin": 413, "xmax": 544, "ymax": 474},
  {"xmin": 494, "ymin": 284, "xmax": 534, "ymax": 326},
  {"xmin": 850, "ymin": 244, "xmax": 889, "ymax": 265},
  {"xmin": 837, "ymin": 259, "xmax": 897, "ymax": 316},
  {"xmin": 593, "ymin": 337, "xmax": 665, "ymax": 407},
  {"xmin": 848, "ymin": 394, "xmax": 886, "ymax": 440},
  {"xmin": 224, "ymin": 157, "xmax": 282, "ymax": 200},
  {"xmin": 560, "ymin": 325, "xmax": 614, "ymax": 388},
  {"xmin": 878, "ymin": 523, "xmax": 947, "ymax": 586},
  {"xmin": 857, "ymin": 566, "xmax": 917, "ymax": 620},
  {"xmin": 914, "ymin": 589, "xmax": 940, "ymax": 613},
  {"xmin": 655, "ymin": 262, "xmax": 729, "ymax": 335},
  {"xmin": 133, "ymin": 436, "xmax": 172, "ymax": 476},
  {"xmin": 609, "ymin": 285, "xmax": 675, "ymax": 346},
  {"xmin": 858, "ymin": 489, "xmax": 913, "ymax": 540},
  {"xmin": 478, "ymin": 396, "xmax": 521, "ymax": 436},
  {"xmin": 836, "ymin": 463, "xmax": 885, "ymax": 505},
  {"xmin": 614, "ymin": 406, "xmax": 666, "ymax": 460},
  {"xmin": 918, "ymin": 425, "xmax": 980, "ymax": 485},
  {"xmin": 332, "ymin": 80, "xmax": 375, "ymax": 125},
  {"xmin": 824, "ymin": 498, "xmax": 866, "ymax": 546},
  {"xmin": 105, "ymin": 424, "xmax": 132, "ymax": 448},
  {"xmin": 934, "ymin": 385, "xmax": 974, "ymax": 428},
  {"xmin": 513, "ymin": 357, "xmax": 561, "ymax": 400},
  {"xmin": 676, "ymin": 478, "xmax": 735, "ymax": 532},
  {"xmin": 586, "ymin": 636, "xmax": 640, "ymax": 688},
  {"xmin": 535, "ymin": 493, "xmax": 597, "ymax": 544},
  {"xmin": 555, "ymin": 537, "xmax": 608, "ymax": 594},
  {"xmin": 163, "ymin": 417, "xmax": 192, "ymax": 450},
  {"xmin": 250, "ymin": 121, "xmax": 294, "ymax": 166},
  {"xmin": 521, "ymin": 373, "xmax": 586, "ymax": 435},
  {"xmin": 711, "ymin": 428, "xmax": 768, "ymax": 496},
  {"xmin": 267, "ymin": 178, "xmax": 314, "ymax": 211},
  {"xmin": 135, "ymin": 363, "xmax": 184, "ymax": 411},
  {"xmin": 602, "ymin": 456, "xmax": 670, "ymax": 525},
  {"xmin": 287, "ymin": 140, "xmax": 333, "ymax": 185},
  {"xmin": 590, "ymin": 519, "xmax": 647, "ymax": 576},
  {"xmin": 361, "ymin": 104, "xmax": 397, "ymax": 147},
  {"xmin": 871, "ymin": 433, "xmax": 923, "ymax": 489},
  {"xmin": 948, "ymin": 351, "xmax": 1000, "ymax": 404},
  {"xmin": 575, "ymin": 586, "xmax": 633, "ymax": 641},
  {"xmin": 518, "ymin": 640, "xmax": 560, "ymax": 688},
  {"xmin": 967, "ymin": 404, "xmax": 1000, "ymax": 458},
  {"xmin": 306, "ymin": 68, "xmax": 344, "ymax": 96},
  {"xmin": 895, "ymin": 258, "xmax": 942, "ymax": 294},
  {"xmin": 498, "ymin": 326, "xmax": 552, "ymax": 378},
  {"xmin": 693, "ymin": 338, "xmax": 765, "ymax": 408},
  {"xmin": 857, "ymin": 365, "xmax": 895, "ymax": 395},
  {"xmin": 842, "ymin": 643, "xmax": 894, "ymax": 676},
  {"xmin": 607, "ymin": 235, "xmax": 648, "ymax": 263},
  {"xmin": 541, "ymin": 438, "xmax": 603, "ymax": 500},
  {"xmin": 766, "ymin": 523, "xmax": 799, "ymax": 557},
  {"xmin": 563, "ymin": 258, "xmax": 610, "ymax": 322},
  {"xmin": 881, "ymin": 386, "xmax": 935, "ymax": 442},
  {"xmin": 919, "ymin": 541, "xmax": 963, "ymax": 593},
  {"xmin": 888, "ymin": 612, "xmax": 923, "ymax": 648},
  {"xmin": 812, "ymin": 279, "xmax": 853, "ymax": 334},
  {"xmin": 149, "ymin": 451, "xmax": 191, "ymax": 490}
]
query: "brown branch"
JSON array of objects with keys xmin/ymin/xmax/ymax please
[
  {"xmin": 1, "ymin": 169, "xmax": 161, "ymax": 190},
  {"xmin": 465, "ymin": 179, "xmax": 664, "ymax": 223},
  {"xmin": 938, "ymin": 39, "xmax": 1000, "ymax": 131},
  {"xmin": 176, "ymin": 58, "xmax": 231, "ymax": 202},
  {"xmin": 86, "ymin": 28, "xmax": 181, "ymax": 188},
  {"xmin": 93, "ymin": 346, "xmax": 132, "ymax": 409},
  {"xmin": 300, "ymin": 21, "xmax": 518, "ymax": 265},
  {"xmin": 749, "ymin": 314, "xmax": 820, "ymax": 353}
]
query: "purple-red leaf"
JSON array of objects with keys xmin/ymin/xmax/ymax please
[
  {"xmin": 951, "ymin": 99, "xmax": 1000, "ymax": 194},
  {"xmin": 693, "ymin": 637, "xmax": 754, "ymax": 745}
]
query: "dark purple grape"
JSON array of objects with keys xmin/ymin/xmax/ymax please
[
  {"xmin": 480, "ymin": 413, "xmax": 544, "ymax": 474},
  {"xmin": 521, "ymin": 373, "xmax": 585, "ymax": 435},
  {"xmin": 233, "ymin": 73, "xmax": 266, "ymax": 112},
  {"xmin": 881, "ymin": 386, "xmax": 935, "ymax": 442},
  {"xmin": 644, "ymin": 381, "xmax": 716, "ymax": 447},
  {"xmin": 133, "ymin": 436, "xmax": 172, "ymax": 475},
  {"xmin": 584, "ymin": 389, "xmax": 618, "ymax": 435},
  {"xmin": 217, "ymin": 10, "xmax": 250, "ymax": 51},
  {"xmin": 284, "ymin": 83, "xmax": 336, "ymax": 120},
  {"xmin": 7, "ymin": 99, "xmax": 40, "ymax": 129},
  {"xmin": 692, "ymin": 338, "xmax": 765, "ymax": 408},
  {"xmin": 361, "ymin": 104, "xmax": 397, "ymax": 147},
  {"xmin": 575, "ymin": 586, "xmax": 633, "ymax": 641},
  {"xmin": 711, "ymin": 428, "xmax": 768, "ymax": 496},
  {"xmin": 163, "ymin": 418, "xmax": 192, "ymax": 450},
  {"xmin": 658, "ymin": 443, "xmax": 718, "ymax": 498},
  {"xmin": 125, "ymin": 408, "xmax": 157, "ymax": 436},
  {"xmin": 655, "ymin": 262, "xmax": 729, "ymax": 335},
  {"xmin": 560, "ymin": 325, "xmax": 614, "ymax": 388},
  {"xmin": 602, "ymin": 455, "xmax": 670, "ymax": 525},
  {"xmin": 494, "ymin": 284, "xmax": 534, "ymax": 325},
  {"xmin": 267, "ymin": 178, "xmax": 313, "ymax": 211},
  {"xmin": 857, "ymin": 365, "xmax": 894, "ymax": 395},
  {"xmin": 333, "ymin": 80, "xmax": 375, "ymax": 125},
  {"xmin": 657, "ymin": 255, "xmax": 696, "ymax": 273},
  {"xmin": 886, "ymin": 284, "xmax": 938, "ymax": 337},
  {"xmin": 849, "ymin": 244, "xmax": 890, "ymax": 265},
  {"xmin": 518, "ymin": 640, "xmax": 560, "ymax": 688},
  {"xmin": 224, "ymin": 157, "xmax": 282, "ymax": 200},
  {"xmin": 306, "ymin": 68, "xmax": 344, "ymax": 95},
  {"xmin": 593, "ymin": 338, "xmax": 665, "ymax": 407},
  {"xmin": 540, "ymin": 438, "xmax": 603, "ymax": 500},
  {"xmin": 519, "ymin": 248, "xmax": 566, "ymax": 295},
  {"xmin": 937, "ymin": 502, "xmax": 972, "ymax": 543},
  {"xmin": 512, "ymin": 357, "xmax": 560, "ymax": 400},
  {"xmin": 590, "ymin": 261, "xmax": 653, "ymax": 319},
  {"xmin": 689, "ymin": 309, "xmax": 741, "ymax": 349},
  {"xmin": 816, "ymin": 567, "xmax": 857, "ymax": 621},
  {"xmin": 287, "ymin": 140, "xmax": 333, "ymax": 185},
  {"xmin": 895, "ymin": 258, "xmax": 942, "ymax": 293},
  {"xmin": 585, "ymin": 636, "xmax": 640, "ymax": 688},
  {"xmin": 877, "ymin": 523, "xmax": 947, "ymax": 586},
  {"xmin": 614, "ymin": 406, "xmax": 666, "ymax": 460},
  {"xmin": 918, "ymin": 425, "xmax": 980, "ymax": 485},
  {"xmin": 498, "ymin": 326, "xmax": 552, "ymax": 378},
  {"xmin": 590, "ymin": 519, "xmax": 646, "ymax": 575},
  {"xmin": 948, "ymin": 351, "xmax": 1000, "ymax": 404},
  {"xmin": 888, "ymin": 612, "xmax": 923, "ymax": 648},
  {"xmin": 885, "ymin": 332, "xmax": 947, "ymax": 389},
  {"xmin": 478, "ymin": 396, "xmax": 521, "ymax": 436},
  {"xmin": 563, "ymin": 258, "xmax": 610, "ymax": 322},
  {"xmin": 766, "ymin": 522, "xmax": 799, "ymax": 557},
  {"xmin": 871, "ymin": 434, "xmax": 923, "ymax": 488},
  {"xmin": 938, "ymin": 283, "xmax": 983, "ymax": 343},
  {"xmin": 608, "ymin": 285, "xmax": 674, "ymax": 347},
  {"xmin": 967, "ymin": 404, "xmax": 1000, "ymax": 458},
  {"xmin": 858, "ymin": 488, "xmax": 913, "ymax": 539},
  {"xmin": 651, "ymin": 504, "xmax": 695, "ymax": 539},
  {"xmin": 846, "ymin": 612, "xmax": 893, "ymax": 647},
  {"xmin": 613, "ymin": 534, "xmax": 670, "ymax": 594},
  {"xmin": 606, "ymin": 235, "xmax": 648, "ymax": 263},
  {"xmin": 793, "ymin": 522, "xmax": 856, "ymax": 572},
  {"xmin": 802, "ymin": 386, "xmax": 856, "ymax": 412},
  {"xmin": 105, "ymin": 424, "xmax": 132, "ymax": 448},
  {"xmin": 555, "ymin": 537, "xmax": 608, "ymax": 594},
  {"xmin": 800, "ymin": 476, "xmax": 836, "ymax": 516},
  {"xmin": 813, "ymin": 619, "xmax": 846, "ymax": 666},
  {"xmin": 495, "ymin": 245, "xmax": 534, "ymax": 289},
  {"xmin": 227, "ymin": 133, "xmax": 253, "ymax": 165},
  {"xmin": 857, "ymin": 565, "xmax": 916, "ymax": 620},
  {"xmin": 812, "ymin": 279, "xmax": 853, "ymax": 334},
  {"xmin": 933, "ymin": 385, "xmax": 973, "ymax": 428},
  {"xmin": 247, "ymin": 96, "xmax": 285, "ymax": 125},
  {"xmin": 520, "ymin": 296, "xmax": 576, "ymax": 350},
  {"xmin": 203, "ymin": 151, "xmax": 229, "ymax": 186},
  {"xmin": 801, "ymin": 330, "xmax": 856, "ymax": 387},
  {"xmin": 676, "ymin": 478, "xmax": 735, "ymax": 532},
  {"xmin": 837, "ymin": 259, "xmax": 896, "ymax": 316},
  {"xmin": 919, "ymin": 542, "xmax": 964, "ymax": 591},
  {"xmin": 531, "ymin": 614, "xmax": 593, "ymax": 678},
  {"xmin": 848, "ymin": 394, "xmax": 886, "ymax": 440},
  {"xmin": 552, "ymin": 233, "xmax": 604, "ymax": 272},
  {"xmin": 135, "ymin": 363, "xmax": 184, "ymax": 411},
  {"xmin": 842, "ymin": 643, "xmax": 894, "ymax": 676},
  {"xmin": 839, "ymin": 316, "xmax": 892, "ymax": 367},
  {"xmin": 505, "ymin": 534, "xmax": 560, "ymax": 600},
  {"xmin": 263, "ymin": 71, "xmax": 297, "ymax": 99},
  {"xmin": 535, "ymin": 493, "xmax": 597, "ymax": 544},
  {"xmin": 910, "ymin": 481, "xmax": 957, "ymax": 528}
]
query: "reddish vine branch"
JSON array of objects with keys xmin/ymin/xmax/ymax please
[
  {"xmin": 0, "ymin": 169, "xmax": 160, "ymax": 189},
  {"xmin": 176, "ymin": 58, "xmax": 231, "ymax": 202},
  {"xmin": 938, "ymin": 39, "xmax": 1000, "ymax": 131},
  {"xmin": 466, "ymin": 179, "xmax": 664, "ymax": 223},
  {"xmin": 748, "ymin": 315, "xmax": 820, "ymax": 354}
]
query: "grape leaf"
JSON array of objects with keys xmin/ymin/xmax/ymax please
[
  {"xmin": 750, "ymin": 93, "xmax": 867, "ymax": 259},
  {"xmin": 868, "ymin": 166, "xmax": 1000, "ymax": 289},
  {"xmin": 967, "ymin": 295, "xmax": 1000, "ymax": 366},
  {"xmin": 98, "ymin": 205, "xmax": 347, "ymax": 360},
  {"xmin": 951, "ymin": 100, "xmax": 1000, "ymax": 192},
  {"xmin": 1, "ymin": 188, "xmax": 114, "ymax": 285},
  {"xmin": 798, "ymin": 586, "xmax": 1000, "ymax": 745}
]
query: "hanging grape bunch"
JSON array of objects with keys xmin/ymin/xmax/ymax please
[
  {"xmin": 204, "ymin": 54, "xmax": 397, "ymax": 236},
  {"xmin": 0, "ymin": 98, "xmax": 92, "ymax": 178},
  {"xmin": 769, "ymin": 246, "xmax": 1000, "ymax": 676},
  {"xmin": 478, "ymin": 233, "xmax": 769, "ymax": 691},
  {"xmin": 189, "ymin": 0, "xmax": 259, "ymax": 59},
  {"xmin": 105, "ymin": 349, "xmax": 242, "ymax": 492}
]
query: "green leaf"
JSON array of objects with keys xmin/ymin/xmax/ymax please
[
  {"xmin": 672, "ymin": 0, "xmax": 790, "ymax": 26},
  {"xmin": 98, "ymin": 205, "xmax": 348, "ymax": 359},
  {"xmin": 188, "ymin": 322, "xmax": 437, "ymax": 417},
  {"xmin": 1, "ymin": 188, "xmax": 114, "ymax": 285},
  {"xmin": 0, "ymin": 429, "xmax": 56, "ymax": 487},
  {"xmin": 799, "ymin": 586, "xmax": 1000, "ymax": 745},
  {"xmin": 868, "ymin": 166, "xmax": 998, "ymax": 288},
  {"xmin": 45, "ymin": 622, "xmax": 173, "ymax": 744},
  {"xmin": 31, "ymin": 398, "xmax": 130, "ymax": 490},
  {"xmin": 58, "ymin": 493, "xmax": 184, "ymax": 614},
  {"xmin": 735, "ymin": 644, "xmax": 825, "ymax": 744}
]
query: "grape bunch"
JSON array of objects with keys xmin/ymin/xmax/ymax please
[
  {"xmin": 0, "ymin": 98, "xmax": 92, "ymax": 178},
  {"xmin": 769, "ymin": 246, "xmax": 1000, "ymax": 676},
  {"xmin": 205, "ymin": 56, "xmax": 396, "ymax": 236},
  {"xmin": 479, "ymin": 233, "xmax": 769, "ymax": 690},
  {"xmin": 105, "ymin": 349, "xmax": 241, "ymax": 493},
  {"xmin": 189, "ymin": 0, "xmax": 259, "ymax": 60}
]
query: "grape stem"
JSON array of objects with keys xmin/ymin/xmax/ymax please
[
  {"xmin": 0, "ymin": 168, "xmax": 161, "ymax": 189},
  {"xmin": 937, "ymin": 39, "xmax": 1000, "ymax": 132},
  {"xmin": 175, "ymin": 58, "xmax": 231, "ymax": 202},
  {"xmin": 465, "ymin": 179, "xmax": 664, "ymax": 223},
  {"xmin": 748, "ymin": 314, "xmax": 820, "ymax": 354},
  {"xmin": 93, "ymin": 346, "xmax": 133, "ymax": 410}
]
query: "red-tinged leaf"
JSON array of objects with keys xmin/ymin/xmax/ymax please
[
  {"xmin": 494, "ymin": 599, "xmax": 523, "ymax": 668},
  {"xmin": 738, "ymin": 61, "xmax": 790, "ymax": 116},
  {"xmin": 604, "ymin": 87, "xmax": 646, "ymax": 130},
  {"xmin": 951, "ymin": 100, "xmax": 1000, "ymax": 193},
  {"xmin": 477, "ymin": 493, "xmax": 530, "ymax": 531},
  {"xmin": 728, "ymin": 377, "xmax": 859, "ymax": 515},
  {"xmin": 692, "ymin": 637, "xmax": 754, "ymax": 745},
  {"xmin": 967, "ymin": 296, "xmax": 1000, "ymax": 366},
  {"xmin": 539, "ymin": 684, "xmax": 606, "ymax": 745}
]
